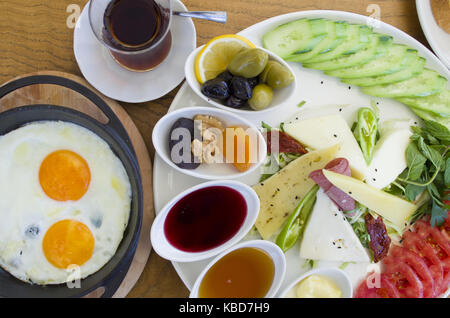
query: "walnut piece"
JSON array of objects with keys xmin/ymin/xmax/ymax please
[{"xmin": 190, "ymin": 114, "xmax": 225, "ymax": 164}]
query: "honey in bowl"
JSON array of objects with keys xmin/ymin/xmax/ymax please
[
  {"xmin": 198, "ymin": 247, "xmax": 275, "ymax": 298},
  {"xmin": 164, "ymin": 186, "xmax": 247, "ymax": 252}
]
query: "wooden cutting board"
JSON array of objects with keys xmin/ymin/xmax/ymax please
[{"xmin": 0, "ymin": 70, "xmax": 154, "ymax": 298}]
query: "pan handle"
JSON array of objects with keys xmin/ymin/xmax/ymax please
[{"xmin": 0, "ymin": 75, "xmax": 136, "ymax": 157}]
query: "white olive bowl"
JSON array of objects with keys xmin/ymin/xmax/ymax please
[
  {"xmin": 150, "ymin": 180, "xmax": 260, "ymax": 263},
  {"xmin": 184, "ymin": 46, "xmax": 297, "ymax": 114},
  {"xmin": 152, "ymin": 106, "xmax": 267, "ymax": 180},
  {"xmin": 278, "ymin": 267, "xmax": 353, "ymax": 298},
  {"xmin": 189, "ymin": 240, "xmax": 286, "ymax": 298}
]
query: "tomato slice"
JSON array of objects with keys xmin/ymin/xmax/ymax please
[
  {"xmin": 415, "ymin": 220, "xmax": 450, "ymax": 257},
  {"xmin": 389, "ymin": 245, "xmax": 435, "ymax": 298},
  {"xmin": 403, "ymin": 232, "xmax": 445, "ymax": 297},
  {"xmin": 383, "ymin": 256, "xmax": 424, "ymax": 298},
  {"xmin": 355, "ymin": 274, "xmax": 400, "ymax": 298}
]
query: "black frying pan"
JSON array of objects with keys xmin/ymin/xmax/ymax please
[{"xmin": 0, "ymin": 75, "xmax": 143, "ymax": 298}]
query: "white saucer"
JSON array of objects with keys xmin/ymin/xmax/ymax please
[
  {"xmin": 416, "ymin": 0, "xmax": 450, "ymax": 69},
  {"xmin": 73, "ymin": 0, "xmax": 196, "ymax": 103}
]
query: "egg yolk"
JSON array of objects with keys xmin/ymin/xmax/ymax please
[
  {"xmin": 43, "ymin": 220, "xmax": 95, "ymax": 269},
  {"xmin": 39, "ymin": 150, "xmax": 91, "ymax": 201}
]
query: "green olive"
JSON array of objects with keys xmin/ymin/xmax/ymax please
[
  {"xmin": 260, "ymin": 60, "xmax": 294, "ymax": 89},
  {"xmin": 248, "ymin": 84, "xmax": 274, "ymax": 110},
  {"xmin": 228, "ymin": 48, "xmax": 269, "ymax": 78}
]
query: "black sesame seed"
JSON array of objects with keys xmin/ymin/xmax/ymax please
[
  {"xmin": 348, "ymin": 86, "xmax": 351, "ymax": 90},
  {"xmin": 375, "ymin": 168, "xmax": 378, "ymax": 172},
  {"xmin": 321, "ymin": 81, "xmax": 324, "ymax": 84},
  {"xmin": 333, "ymin": 134, "xmax": 338, "ymax": 138},
  {"xmin": 373, "ymin": 178, "xmax": 376, "ymax": 181},
  {"xmin": 349, "ymin": 192, "xmax": 352, "ymax": 195},
  {"xmin": 338, "ymin": 246, "xmax": 342, "ymax": 249},
  {"xmin": 339, "ymin": 108, "xmax": 343, "ymax": 112}
]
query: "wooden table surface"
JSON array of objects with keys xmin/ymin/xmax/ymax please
[{"xmin": 0, "ymin": 0, "xmax": 431, "ymax": 298}]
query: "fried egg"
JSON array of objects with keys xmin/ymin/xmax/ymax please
[{"xmin": 0, "ymin": 121, "xmax": 132, "ymax": 285}]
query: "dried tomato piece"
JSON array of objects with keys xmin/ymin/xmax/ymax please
[
  {"xmin": 264, "ymin": 130, "xmax": 307, "ymax": 154},
  {"xmin": 365, "ymin": 214, "xmax": 391, "ymax": 263}
]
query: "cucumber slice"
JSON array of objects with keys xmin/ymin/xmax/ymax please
[
  {"xmin": 343, "ymin": 55, "xmax": 425, "ymax": 87},
  {"xmin": 262, "ymin": 18, "xmax": 328, "ymax": 58},
  {"xmin": 285, "ymin": 21, "xmax": 348, "ymax": 63},
  {"xmin": 325, "ymin": 44, "xmax": 409, "ymax": 79},
  {"xmin": 303, "ymin": 34, "xmax": 390, "ymax": 71},
  {"xmin": 410, "ymin": 108, "xmax": 450, "ymax": 131},
  {"xmin": 361, "ymin": 69, "xmax": 447, "ymax": 98},
  {"xmin": 305, "ymin": 24, "xmax": 373, "ymax": 63},
  {"xmin": 397, "ymin": 90, "xmax": 450, "ymax": 116}
]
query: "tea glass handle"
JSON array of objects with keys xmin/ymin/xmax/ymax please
[{"xmin": 173, "ymin": 11, "xmax": 227, "ymax": 24}]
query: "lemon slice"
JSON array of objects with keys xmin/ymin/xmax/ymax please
[{"xmin": 195, "ymin": 34, "xmax": 256, "ymax": 84}]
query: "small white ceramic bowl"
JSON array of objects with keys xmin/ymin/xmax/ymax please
[
  {"xmin": 152, "ymin": 106, "xmax": 267, "ymax": 180},
  {"xmin": 185, "ymin": 46, "xmax": 297, "ymax": 114},
  {"xmin": 150, "ymin": 180, "xmax": 260, "ymax": 262},
  {"xmin": 278, "ymin": 267, "xmax": 353, "ymax": 298},
  {"xmin": 189, "ymin": 240, "xmax": 286, "ymax": 298}
]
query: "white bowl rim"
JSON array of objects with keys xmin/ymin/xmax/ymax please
[
  {"xmin": 184, "ymin": 45, "xmax": 298, "ymax": 114},
  {"xmin": 278, "ymin": 267, "xmax": 353, "ymax": 298},
  {"xmin": 150, "ymin": 180, "xmax": 261, "ymax": 263},
  {"xmin": 189, "ymin": 239, "xmax": 287, "ymax": 298},
  {"xmin": 152, "ymin": 105, "xmax": 268, "ymax": 180}
]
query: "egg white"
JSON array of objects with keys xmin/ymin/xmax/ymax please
[{"xmin": 0, "ymin": 121, "xmax": 132, "ymax": 285}]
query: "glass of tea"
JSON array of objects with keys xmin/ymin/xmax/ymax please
[{"xmin": 89, "ymin": 0, "xmax": 172, "ymax": 72}]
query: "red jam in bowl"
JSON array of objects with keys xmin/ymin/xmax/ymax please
[{"xmin": 164, "ymin": 186, "xmax": 247, "ymax": 252}]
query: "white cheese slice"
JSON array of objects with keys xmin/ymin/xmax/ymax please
[
  {"xmin": 300, "ymin": 189, "xmax": 370, "ymax": 263},
  {"xmin": 322, "ymin": 169, "xmax": 418, "ymax": 229},
  {"xmin": 365, "ymin": 121, "xmax": 413, "ymax": 189},
  {"xmin": 284, "ymin": 114, "xmax": 367, "ymax": 180}
]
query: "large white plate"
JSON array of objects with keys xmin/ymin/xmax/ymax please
[
  {"xmin": 416, "ymin": 0, "xmax": 450, "ymax": 69},
  {"xmin": 153, "ymin": 10, "xmax": 450, "ymax": 297}
]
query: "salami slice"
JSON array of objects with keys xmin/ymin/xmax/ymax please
[{"xmin": 309, "ymin": 158, "xmax": 355, "ymax": 211}]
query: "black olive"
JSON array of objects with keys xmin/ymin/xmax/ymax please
[
  {"xmin": 201, "ymin": 78, "xmax": 230, "ymax": 100},
  {"xmin": 168, "ymin": 118, "xmax": 200, "ymax": 170},
  {"xmin": 25, "ymin": 225, "xmax": 40, "ymax": 238},
  {"xmin": 230, "ymin": 76, "xmax": 252, "ymax": 100},
  {"xmin": 225, "ymin": 95, "xmax": 247, "ymax": 109},
  {"xmin": 247, "ymin": 77, "xmax": 259, "ymax": 89},
  {"xmin": 217, "ymin": 70, "xmax": 233, "ymax": 85}
]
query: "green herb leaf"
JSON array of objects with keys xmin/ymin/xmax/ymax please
[
  {"xmin": 297, "ymin": 100, "xmax": 306, "ymax": 108},
  {"xmin": 405, "ymin": 143, "xmax": 427, "ymax": 181},
  {"xmin": 261, "ymin": 121, "xmax": 272, "ymax": 131},
  {"xmin": 430, "ymin": 200, "xmax": 447, "ymax": 227},
  {"xmin": 445, "ymin": 158, "xmax": 450, "ymax": 188},
  {"xmin": 423, "ymin": 120, "xmax": 450, "ymax": 142},
  {"xmin": 417, "ymin": 136, "xmax": 443, "ymax": 169},
  {"xmin": 405, "ymin": 183, "xmax": 426, "ymax": 201}
]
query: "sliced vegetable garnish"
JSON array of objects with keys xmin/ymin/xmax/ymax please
[
  {"xmin": 353, "ymin": 107, "xmax": 379, "ymax": 165},
  {"xmin": 275, "ymin": 185, "xmax": 319, "ymax": 252}
]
